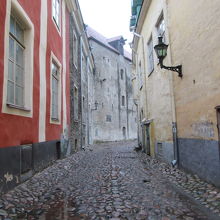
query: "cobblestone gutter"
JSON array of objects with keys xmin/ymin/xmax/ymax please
[{"xmin": 138, "ymin": 152, "xmax": 220, "ymax": 218}]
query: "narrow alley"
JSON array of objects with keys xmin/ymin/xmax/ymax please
[{"xmin": 1, "ymin": 141, "xmax": 219, "ymax": 220}]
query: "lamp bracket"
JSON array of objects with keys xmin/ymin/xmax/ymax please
[{"xmin": 159, "ymin": 58, "xmax": 182, "ymax": 78}]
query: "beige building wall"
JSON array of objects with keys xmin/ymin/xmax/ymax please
[
  {"xmin": 134, "ymin": 0, "xmax": 175, "ymax": 160},
  {"xmin": 168, "ymin": 0, "xmax": 220, "ymax": 141},
  {"xmin": 132, "ymin": 0, "xmax": 220, "ymax": 186},
  {"xmin": 167, "ymin": 0, "xmax": 220, "ymax": 186}
]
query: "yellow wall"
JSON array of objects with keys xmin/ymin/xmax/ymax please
[
  {"xmin": 135, "ymin": 0, "xmax": 174, "ymax": 146},
  {"xmin": 168, "ymin": 0, "xmax": 220, "ymax": 141}
]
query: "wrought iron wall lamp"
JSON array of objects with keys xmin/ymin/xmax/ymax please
[{"xmin": 154, "ymin": 37, "xmax": 182, "ymax": 78}]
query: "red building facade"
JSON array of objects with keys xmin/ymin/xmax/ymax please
[{"xmin": 0, "ymin": 0, "xmax": 72, "ymax": 192}]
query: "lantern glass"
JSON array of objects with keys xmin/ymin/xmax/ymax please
[{"xmin": 154, "ymin": 37, "xmax": 168, "ymax": 59}]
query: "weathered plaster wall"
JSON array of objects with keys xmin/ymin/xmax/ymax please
[
  {"xmin": 168, "ymin": 0, "xmax": 220, "ymax": 185},
  {"xmin": 135, "ymin": 0, "xmax": 174, "ymax": 159},
  {"xmin": 168, "ymin": 0, "xmax": 220, "ymax": 141},
  {"xmin": 89, "ymin": 39, "xmax": 137, "ymax": 142}
]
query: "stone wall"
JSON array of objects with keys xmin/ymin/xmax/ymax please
[{"xmin": 89, "ymin": 38, "xmax": 137, "ymax": 143}]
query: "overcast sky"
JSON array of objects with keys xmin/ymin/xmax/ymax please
[{"xmin": 78, "ymin": 0, "xmax": 133, "ymax": 52}]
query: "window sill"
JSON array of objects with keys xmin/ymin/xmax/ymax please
[
  {"xmin": 7, "ymin": 103, "xmax": 31, "ymax": 112},
  {"xmin": 51, "ymin": 118, "xmax": 59, "ymax": 122}
]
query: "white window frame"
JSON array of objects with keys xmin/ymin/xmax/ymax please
[
  {"xmin": 51, "ymin": 62, "xmax": 59, "ymax": 120},
  {"xmin": 7, "ymin": 15, "xmax": 25, "ymax": 107},
  {"xmin": 50, "ymin": 53, "xmax": 62, "ymax": 124},
  {"xmin": 2, "ymin": 0, "xmax": 34, "ymax": 117},
  {"xmin": 147, "ymin": 36, "xmax": 154, "ymax": 74},
  {"xmin": 52, "ymin": 0, "xmax": 61, "ymax": 33}
]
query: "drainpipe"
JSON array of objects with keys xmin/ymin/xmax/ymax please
[
  {"xmin": 164, "ymin": 3, "xmax": 179, "ymax": 167},
  {"xmin": 80, "ymin": 35, "xmax": 83, "ymax": 150},
  {"xmin": 86, "ymin": 56, "xmax": 90, "ymax": 146}
]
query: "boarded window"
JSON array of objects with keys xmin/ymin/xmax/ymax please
[{"xmin": 7, "ymin": 16, "xmax": 24, "ymax": 107}]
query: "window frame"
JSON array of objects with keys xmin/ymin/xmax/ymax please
[
  {"xmin": 73, "ymin": 85, "xmax": 79, "ymax": 121},
  {"xmin": 2, "ymin": 0, "xmax": 34, "ymax": 118},
  {"xmin": 52, "ymin": 0, "xmax": 61, "ymax": 32},
  {"xmin": 51, "ymin": 61, "xmax": 60, "ymax": 121},
  {"xmin": 147, "ymin": 36, "xmax": 154, "ymax": 75},
  {"xmin": 50, "ymin": 54, "xmax": 62, "ymax": 124},
  {"xmin": 73, "ymin": 31, "xmax": 78, "ymax": 68},
  {"xmin": 156, "ymin": 14, "xmax": 165, "ymax": 42},
  {"xmin": 7, "ymin": 15, "xmax": 25, "ymax": 107}
]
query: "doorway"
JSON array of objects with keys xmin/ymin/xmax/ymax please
[
  {"xmin": 122, "ymin": 127, "xmax": 126, "ymax": 139},
  {"xmin": 216, "ymin": 107, "xmax": 220, "ymax": 141},
  {"xmin": 145, "ymin": 124, "xmax": 151, "ymax": 155}
]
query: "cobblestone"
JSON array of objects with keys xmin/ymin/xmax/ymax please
[{"xmin": 0, "ymin": 141, "xmax": 219, "ymax": 219}]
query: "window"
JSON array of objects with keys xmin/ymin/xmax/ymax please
[
  {"xmin": 82, "ymin": 96, "xmax": 86, "ymax": 123},
  {"xmin": 147, "ymin": 37, "xmax": 154, "ymax": 74},
  {"xmin": 7, "ymin": 16, "xmax": 24, "ymax": 107},
  {"xmin": 75, "ymin": 139, "xmax": 78, "ymax": 150},
  {"xmin": 73, "ymin": 32, "xmax": 78, "ymax": 67},
  {"xmin": 52, "ymin": 0, "xmax": 60, "ymax": 29},
  {"xmin": 3, "ymin": 1, "xmax": 34, "ymax": 117},
  {"xmin": 157, "ymin": 15, "xmax": 165, "ymax": 42},
  {"xmin": 122, "ymin": 96, "xmax": 125, "ymax": 106},
  {"xmin": 138, "ymin": 61, "xmax": 143, "ymax": 89},
  {"xmin": 123, "ymin": 127, "xmax": 126, "ymax": 139},
  {"xmin": 74, "ymin": 86, "xmax": 78, "ymax": 120},
  {"xmin": 51, "ymin": 61, "xmax": 60, "ymax": 120},
  {"xmin": 95, "ymin": 129, "xmax": 98, "ymax": 137},
  {"xmin": 120, "ymin": 69, "xmax": 124, "ymax": 80},
  {"xmin": 106, "ymin": 115, "xmax": 112, "ymax": 122}
]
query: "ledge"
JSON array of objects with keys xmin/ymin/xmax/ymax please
[{"xmin": 6, "ymin": 103, "xmax": 31, "ymax": 112}]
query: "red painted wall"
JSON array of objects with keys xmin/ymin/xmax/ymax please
[
  {"xmin": 65, "ymin": 7, "xmax": 71, "ymax": 127},
  {"xmin": 0, "ymin": 0, "xmax": 41, "ymax": 147},
  {"xmin": 0, "ymin": 0, "xmax": 71, "ymax": 147},
  {"xmin": 45, "ymin": 0, "xmax": 63, "ymax": 141}
]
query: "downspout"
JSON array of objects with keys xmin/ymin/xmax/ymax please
[
  {"xmin": 80, "ymin": 35, "xmax": 83, "ymax": 149},
  {"xmin": 86, "ymin": 56, "xmax": 90, "ymax": 146},
  {"xmin": 125, "ymin": 68, "xmax": 129, "ymax": 139},
  {"xmin": 165, "ymin": 1, "xmax": 179, "ymax": 167}
]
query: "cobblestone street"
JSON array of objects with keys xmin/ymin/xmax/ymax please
[{"xmin": 1, "ymin": 141, "xmax": 220, "ymax": 220}]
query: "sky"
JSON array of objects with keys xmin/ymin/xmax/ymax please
[{"xmin": 78, "ymin": 0, "xmax": 133, "ymax": 52}]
